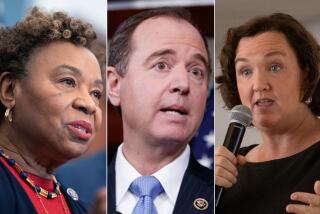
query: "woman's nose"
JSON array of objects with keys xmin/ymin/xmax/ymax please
[
  {"xmin": 73, "ymin": 92, "xmax": 97, "ymax": 115},
  {"xmin": 252, "ymin": 70, "xmax": 271, "ymax": 92}
]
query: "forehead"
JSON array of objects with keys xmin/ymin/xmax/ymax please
[
  {"xmin": 236, "ymin": 31, "xmax": 296, "ymax": 60},
  {"xmin": 27, "ymin": 41, "xmax": 101, "ymax": 76},
  {"xmin": 29, "ymin": 41, "xmax": 94, "ymax": 63},
  {"xmin": 130, "ymin": 16, "xmax": 208, "ymax": 60}
]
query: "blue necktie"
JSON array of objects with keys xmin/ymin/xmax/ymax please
[{"xmin": 129, "ymin": 176, "xmax": 164, "ymax": 214}]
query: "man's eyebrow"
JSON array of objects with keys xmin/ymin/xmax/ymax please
[
  {"xmin": 144, "ymin": 49, "xmax": 176, "ymax": 65},
  {"xmin": 191, "ymin": 53, "xmax": 209, "ymax": 69},
  {"xmin": 56, "ymin": 64, "xmax": 104, "ymax": 87}
]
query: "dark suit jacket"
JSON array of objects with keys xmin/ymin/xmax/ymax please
[
  {"xmin": 0, "ymin": 159, "xmax": 86, "ymax": 214},
  {"xmin": 108, "ymin": 153, "xmax": 214, "ymax": 214},
  {"xmin": 56, "ymin": 150, "xmax": 106, "ymax": 209}
]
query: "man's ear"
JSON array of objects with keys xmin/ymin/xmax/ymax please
[
  {"xmin": 107, "ymin": 66, "xmax": 121, "ymax": 107},
  {"xmin": 0, "ymin": 72, "xmax": 17, "ymax": 109}
]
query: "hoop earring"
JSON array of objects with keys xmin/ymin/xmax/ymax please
[
  {"xmin": 305, "ymin": 97, "xmax": 312, "ymax": 105},
  {"xmin": 4, "ymin": 108, "xmax": 12, "ymax": 123}
]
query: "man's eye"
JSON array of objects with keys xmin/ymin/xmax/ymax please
[
  {"xmin": 154, "ymin": 62, "xmax": 169, "ymax": 71},
  {"xmin": 190, "ymin": 68, "xmax": 203, "ymax": 79}
]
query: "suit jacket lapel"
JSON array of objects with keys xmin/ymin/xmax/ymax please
[
  {"xmin": 108, "ymin": 154, "xmax": 117, "ymax": 213},
  {"xmin": 173, "ymin": 155, "xmax": 214, "ymax": 214}
]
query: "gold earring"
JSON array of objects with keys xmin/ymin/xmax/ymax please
[
  {"xmin": 305, "ymin": 97, "xmax": 312, "ymax": 105},
  {"xmin": 4, "ymin": 108, "xmax": 12, "ymax": 123}
]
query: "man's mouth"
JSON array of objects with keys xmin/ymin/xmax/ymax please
[{"xmin": 160, "ymin": 105, "xmax": 188, "ymax": 115}]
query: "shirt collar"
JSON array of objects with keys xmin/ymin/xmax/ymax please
[
  {"xmin": 115, "ymin": 144, "xmax": 141, "ymax": 206},
  {"xmin": 115, "ymin": 144, "xmax": 190, "ymax": 206},
  {"xmin": 153, "ymin": 145, "xmax": 190, "ymax": 203}
]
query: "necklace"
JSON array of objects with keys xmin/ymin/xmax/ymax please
[
  {"xmin": 0, "ymin": 148, "xmax": 69, "ymax": 213},
  {"xmin": 36, "ymin": 190, "xmax": 69, "ymax": 214},
  {"xmin": 0, "ymin": 148, "xmax": 60, "ymax": 199}
]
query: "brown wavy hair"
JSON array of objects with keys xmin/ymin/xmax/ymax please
[
  {"xmin": 0, "ymin": 6, "xmax": 97, "ymax": 117},
  {"xmin": 216, "ymin": 13, "xmax": 320, "ymax": 116}
]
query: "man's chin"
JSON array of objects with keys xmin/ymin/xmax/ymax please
[
  {"xmin": 153, "ymin": 134, "xmax": 192, "ymax": 145},
  {"xmin": 158, "ymin": 128, "xmax": 194, "ymax": 143}
]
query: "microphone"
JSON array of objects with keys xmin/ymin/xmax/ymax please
[{"xmin": 215, "ymin": 105, "xmax": 252, "ymax": 207}]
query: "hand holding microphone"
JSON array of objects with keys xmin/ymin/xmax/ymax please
[{"xmin": 215, "ymin": 105, "xmax": 252, "ymax": 207}]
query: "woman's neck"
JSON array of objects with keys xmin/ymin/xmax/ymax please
[
  {"xmin": 247, "ymin": 111, "xmax": 320, "ymax": 162},
  {"xmin": 0, "ymin": 124, "xmax": 53, "ymax": 179},
  {"xmin": 122, "ymin": 129, "xmax": 188, "ymax": 175}
]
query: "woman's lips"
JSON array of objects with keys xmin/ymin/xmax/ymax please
[
  {"xmin": 67, "ymin": 120, "xmax": 92, "ymax": 141},
  {"xmin": 254, "ymin": 98, "xmax": 274, "ymax": 108}
]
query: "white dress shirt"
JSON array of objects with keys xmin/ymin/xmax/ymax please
[{"xmin": 115, "ymin": 144, "xmax": 190, "ymax": 214}]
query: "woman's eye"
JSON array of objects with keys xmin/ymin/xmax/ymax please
[
  {"xmin": 61, "ymin": 78, "xmax": 76, "ymax": 87},
  {"xmin": 239, "ymin": 68, "xmax": 252, "ymax": 77},
  {"xmin": 91, "ymin": 90, "xmax": 102, "ymax": 100},
  {"xmin": 269, "ymin": 64, "xmax": 281, "ymax": 72}
]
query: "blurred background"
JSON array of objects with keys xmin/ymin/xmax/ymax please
[
  {"xmin": 107, "ymin": 0, "xmax": 214, "ymax": 169},
  {"xmin": 0, "ymin": 0, "xmax": 106, "ymax": 156},
  {"xmin": 215, "ymin": 0, "xmax": 320, "ymax": 147}
]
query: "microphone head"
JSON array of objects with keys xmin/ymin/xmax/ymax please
[{"xmin": 230, "ymin": 105, "xmax": 252, "ymax": 127}]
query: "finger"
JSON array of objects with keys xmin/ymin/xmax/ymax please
[
  {"xmin": 314, "ymin": 180, "xmax": 320, "ymax": 195},
  {"xmin": 291, "ymin": 192, "xmax": 320, "ymax": 206},
  {"xmin": 237, "ymin": 155, "xmax": 247, "ymax": 165},
  {"xmin": 215, "ymin": 165, "xmax": 237, "ymax": 187},
  {"xmin": 215, "ymin": 146, "xmax": 237, "ymax": 165},
  {"xmin": 215, "ymin": 155, "xmax": 238, "ymax": 177},
  {"xmin": 286, "ymin": 204, "xmax": 309, "ymax": 214},
  {"xmin": 215, "ymin": 174, "xmax": 235, "ymax": 188}
]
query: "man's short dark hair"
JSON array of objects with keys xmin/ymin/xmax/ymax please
[{"xmin": 108, "ymin": 7, "xmax": 211, "ymax": 76}]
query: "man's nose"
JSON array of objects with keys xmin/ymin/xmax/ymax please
[{"xmin": 169, "ymin": 67, "xmax": 190, "ymax": 95}]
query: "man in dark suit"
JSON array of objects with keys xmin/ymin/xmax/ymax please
[{"xmin": 107, "ymin": 8, "xmax": 213, "ymax": 214}]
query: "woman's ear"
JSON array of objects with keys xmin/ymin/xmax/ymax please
[
  {"xmin": 0, "ymin": 72, "xmax": 17, "ymax": 109},
  {"xmin": 107, "ymin": 66, "xmax": 121, "ymax": 107},
  {"xmin": 300, "ymin": 68, "xmax": 311, "ymax": 102}
]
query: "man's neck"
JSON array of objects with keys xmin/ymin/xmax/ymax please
[{"xmin": 121, "ymin": 140, "xmax": 188, "ymax": 175}]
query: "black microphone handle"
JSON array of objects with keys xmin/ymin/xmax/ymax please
[{"xmin": 215, "ymin": 122, "xmax": 246, "ymax": 208}]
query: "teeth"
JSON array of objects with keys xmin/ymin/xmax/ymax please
[
  {"xmin": 256, "ymin": 99, "xmax": 273, "ymax": 106},
  {"xmin": 258, "ymin": 99, "xmax": 271, "ymax": 103},
  {"xmin": 75, "ymin": 125, "xmax": 86, "ymax": 133},
  {"xmin": 166, "ymin": 110, "xmax": 182, "ymax": 115}
]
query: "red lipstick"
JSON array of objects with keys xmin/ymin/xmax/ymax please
[{"xmin": 67, "ymin": 120, "xmax": 93, "ymax": 141}]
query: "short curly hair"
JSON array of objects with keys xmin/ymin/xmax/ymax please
[
  {"xmin": 216, "ymin": 13, "xmax": 320, "ymax": 116},
  {"xmin": 0, "ymin": 6, "xmax": 97, "ymax": 117}
]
